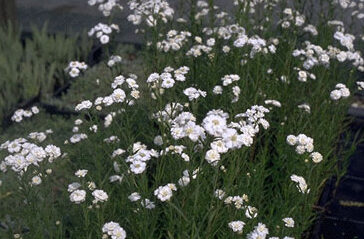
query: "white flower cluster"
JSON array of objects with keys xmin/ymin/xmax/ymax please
[
  {"xmin": 334, "ymin": 31, "xmax": 355, "ymax": 51},
  {"xmin": 216, "ymin": 74, "xmax": 241, "ymax": 102},
  {"xmin": 235, "ymin": 34, "xmax": 275, "ymax": 59},
  {"xmin": 88, "ymin": 23, "xmax": 119, "ymax": 44},
  {"xmin": 160, "ymin": 145, "xmax": 190, "ymax": 162},
  {"xmin": 102, "ymin": 221, "xmax": 126, "ymax": 239},
  {"xmin": 88, "ymin": 0, "xmax": 123, "ymax": 17},
  {"xmin": 107, "ymin": 55, "xmax": 122, "ymax": 67},
  {"xmin": 0, "ymin": 138, "xmax": 61, "ymax": 174},
  {"xmin": 69, "ymin": 171, "xmax": 109, "ymax": 205},
  {"xmin": 203, "ymin": 24, "xmax": 245, "ymax": 41},
  {"xmin": 221, "ymin": 74, "xmax": 240, "ymax": 86},
  {"xmin": 290, "ymin": 174, "xmax": 310, "ymax": 194},
  {"xmin": 287, "ymin": 133, "xmax": 323, "ymax": 163},
  {"xmin": 75, "ymin": 74, "xmax": 140, "ymax": 118},
  {"xmin": 292, "ymin": 40, "xmax": 364, "ymax": 71},
  {"xmin": 286, "ymin": 134, "xmax": 314, "ymax": 155},
  {"xmin": 11, "ymin": 106, "xmax": 39, "ymax": 123},
  {"xmin": 170, "ymin": 112, "xmax": 205, "ymax": 142},
  {"xmin": 186, "ymin": 38, "xmax": 213, "ymax": 57},
  {"xmin": 215, "ymin": 189, "xmax": 257, "ymax": 218},
  {"xmin": 128, "ymin": 192, "xmax": 155, "ymax": 209},
  {"xmin": 157, "ymin": 30, "xmax": 191, "ymax": 52},
  {"xmin": 75, "ymin": 100, "xmax": 93, "ymax": 111},
  {"xmin": 280, "ymin": 8, "xmax": 306, "ymax": 29},
  {"xmin": 296, "ymin": 69, "xmax": 316, "ymax": 82},
  {"xmin": 147, "ymin": 66, "xmax": 189, "ymax": 93},
  {"xmin": 127, "ymin": 0, "xmax": 174, "ymax": 27},
  {"xmin": 330, "ymin": 83, "xmax": 350, "ymax": 101},
  {"xmin": 125, "ymin": 142, "xmax": 159, "ymax": 174},
  {"xmin": 153, "ymin": 102, "xmax": 184, "ymax": 124},
  {"xmin": 154, "ymin": 183, "xmax": 177, "ymax": 202},
  {"xmin": 28, "ymin": 129, "xmax": 52, "ymax": 143},
  {"xmin": 65, "ymin": 61, "xmax": 88, "ymax": 78},
  {"xmin": 246, "ymin": 223, "xmax": 269, "ymax": 239},
  {"xmin": 69, "ymin": 133, "xmax": 88, "ymax": 144},
  {"xmin": 183, "ymin": 87, "xmax": 207, "ymax": 101},
  {"xmin": 202, "ymin": 106, "xmax": 270, "ymax": 166}
]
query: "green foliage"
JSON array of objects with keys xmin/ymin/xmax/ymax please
[{"xmin": 0, "ymin": 24, "xmax": 92, "ymax": 127}]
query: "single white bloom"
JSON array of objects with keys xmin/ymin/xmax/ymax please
[{"xmin": 282, "ymin": 217, "xmax": 295, "ymax": 227}]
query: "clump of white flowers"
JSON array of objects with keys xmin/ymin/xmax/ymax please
[
  {"xmin": 11, "ymin": 106, "xmax": 40, "ymax": 123},
  {"xmin": 330, "ymin": 83, "xmax": 350, "ymax": 101},
  {"xmin": 88, "ymin": 23, "xmax": 119, "ymax": 44},
  {"xmin": 286, "ymin": 134, "xmax": 314, "ymax": 155},
  {"xmin": 157, "ymin": 30, "xmax": 191, "ymax": 52},
  {"xmin": 88, "ymin": 0, "xmax": 123, "ymax": 17},
  {"xmin": 0, "ymin": 138, "xmax": 61, "ymax": 175},
  {"xmin": 147, "ymin": 66, "xmax": 190, "ymax": 96},
  {"xmin": 246, "ymin": 223, "xmax": 269, "ymax": 239},
  {"xmin": 127, "ymin": 0, "xmax": 174, "ymax": 27},
  {"xmin": 107, "ymin": 55, "xmax": 122, "ymax": 67},
  {"xmin": 102, "ymin": 221, "xmax": 126, "ymax": 239},
  {"xmin": 290, "ymin": 174, "xmax": 310, "ymax": 194},
  {"xmin": 125, "ymin": 142, "xmax": 159, "ymax": 175},
  {"xmin": 65, "ymin": 61, "xmax": 88, "ymax": 78},
  {"xmin": 183, "ymin": 87, "xmax": 207, "ymax": 101}
]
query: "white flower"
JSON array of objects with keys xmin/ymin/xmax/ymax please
[
  {"xmin": 286, "ymin": 135, "xmax": 297, "ymax": 146},
  {"xmin": 214, "ymin": 189, "xmax": 226, "ymax": 200},
  {"xmin": 31, "ymin": 176, "xmax": 42, "ymax": 185},
  {"xmin": 330, "ymin": 89, "xmax": 341, "ymax": 100},
  {"xmin": 205, "ymin": 149, "xmax": 221, "ymax": 166},
  {"xmin": 213, "ymin": 85, "xmax": 223, "ymax": 94},
  {"xmin": 154, "ymin": 185, "xmax": 175, "ymax": 202},
  {"xmin": 290, "ymin": 174, "xmax": 310, "ymax": 194},
  {"xmin": 202, "ymin": 114, "xmax": 227, "ymax": 137},
  {"xmin": 92, "ymin": 189, "xmax": 109, "ymax": 202},
  {"xmin": 298, "ymin": 70, "xmax": 307, "ymax": 82},
  {"xmin": 282, "ymin": 217, "xmax": 295, "ymax": 227},
  {"xmin": 130, "ymin": 160, "xmax": 146, "ymax": 174},
  {"xmin": 112, "ymin": 88, "xmax": 126, "ymax": 103},
  {"xmin": 228, "ymin": 221, "xmax": 245, "ymax": 234},
  {"xmin": 102, "ymin": 222, "xmax": 126, "ymax": 239},
  {"xmin": 75, "ymin": 169, "xmax": 88, "ymax": 178},
  {"xmin": 70, "ymin": 190, "xmax": 86, "ymax": 204},
  {"xmin": 31, "ymin": 106, "xmax": 40, "ymax": 114},
  {"xmin": 211, "ymin": 140, "xmax": 228, "ymax": 154},
  {"xmin": 75, "ymin": 100, "xmax": 93, "ymax": 111},
  {"xmin": 69, "ymin": 68, "xmax": 80, "ymax": 78},
  {"xmin": 153, "ymin": 135, "xmax": 163, "ymax": 146},
  {"xmin": 128, "ymin": 192, "xmax": 141, "ymax": 202},
  {"xmin": 161, "ymin": 77, "xmax": 175, "ymax": 88},
  {"xmin": 100, "ymin": 35, "xmax": 110, "ymax": 44},
  {"xmin": 68, "ymin": 182, "xmax": 81, "ymax": 192},
  {"xmin": 245, "ymin": 206, "xmax": 258, "ymax": 219},
  {"xmin": 310, "ymin": 152, "xmax": 323, "ymax": 163},
  {"xmin": 141, "ymin": 199, "xmax": 155, "ymax": 209},
  {"xmin": 178, "ymin": 176, "xmax": 190, "ymax": 187}
]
